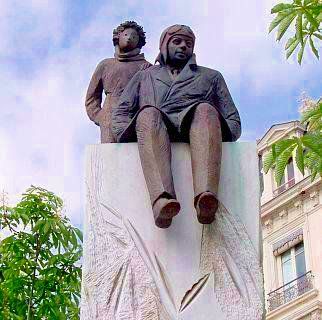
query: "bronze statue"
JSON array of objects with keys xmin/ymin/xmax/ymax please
[
  {"xmin": 112, "ymin": 25, "xmax": 241, "ymax": 228},
  {"xmin": 85, "ymin": 21, "xmax": 151, "ymax": 143}
]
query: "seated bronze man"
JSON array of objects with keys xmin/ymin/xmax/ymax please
[{"xmin": 112, "ymin": 25, "xmax": 241, "ymax": 228}]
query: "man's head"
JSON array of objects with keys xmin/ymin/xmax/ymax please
[
  {"xmin": 167, "ymin": 35, "xmax": 194, "ymax": 66},
  {"xmin": 156, "ymin": 25, "xmax": 195, "ymax": 66},
  {"xmin": 113, "ymin": 21, "xmax": 146, "ymax": 52}
]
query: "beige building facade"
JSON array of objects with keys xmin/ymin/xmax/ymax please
[{"xmin": 258, "ymin": 120, "xmax": 322, "ymax": 320}]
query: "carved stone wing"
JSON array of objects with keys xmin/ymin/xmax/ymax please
[
  {"xmin": 81, "ymin": 147, "xmax": 176, "ymax": 320},
  {"xmin": 200, "ymin": 202, "xmax": 264, "ymax": 320}
]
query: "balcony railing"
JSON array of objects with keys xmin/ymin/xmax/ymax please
[
  {"xmin": 273, "ymin": 177, "xmax": 295, "ymax": 197},
  {"xmin": 267, "ymin": 271, "xmax": 314, "ymax": 312}
]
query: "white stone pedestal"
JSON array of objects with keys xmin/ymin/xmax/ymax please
[{"xmin": 81, "ymin": 143, "xmax": 264, "ymax": 320}]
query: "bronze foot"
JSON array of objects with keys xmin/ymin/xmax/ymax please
[
  {"xmin": 153, "ymin": 198, "xmax": 181, "ymax": 228},
  {"xmin": 195, "ymin": 192, "xmax": 218, "ymax": 224}
]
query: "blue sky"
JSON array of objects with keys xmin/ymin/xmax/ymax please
[{"xmin": 0, "ymin": 0, "xmax": 321, "ymax": 227}]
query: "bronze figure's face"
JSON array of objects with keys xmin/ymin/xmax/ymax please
[
  {"xmin": 118, "ymin": 27, "xmax": 140, "ymax": 52},
  {"xmin": 167, "ymin": 35, "xmax": 194, "ymax": 66}
]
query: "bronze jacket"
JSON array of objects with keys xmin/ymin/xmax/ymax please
[
  {"xmin": 85, "ymin": 56, "xmax": 149, "ymax": 142},
  {"xmin": 112, "ymin": 55, "xmax": 241, "ymax": 143}
]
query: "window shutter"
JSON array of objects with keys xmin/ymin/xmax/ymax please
[{"xmin": 273, "ymin": 229, "xmax": 303, "ymax": 256}]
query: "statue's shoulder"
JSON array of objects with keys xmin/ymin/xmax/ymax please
[
  {"xmin": 142, "ymin": 64, "xmax": 162, "ymax": 73},
  {"xmin": 89, "ymin": 58, "xmax": 115, "ymax": 78},
  {"xmin": 96, "ymin": 58, "xmax": 116, "ymax": 70},
  {"xmin": 91, "ymin": 58, "xmax": 120, "ymax": 78},
  {"xmin": 138, "ymin": 64, "xmax": 162, "ymax": 77},
  {"xmin": 197, "ymin": 66, "xmax": 222, "ymax": 77},
  {"xmin": 196, "ymin": 66, "xmax": 223, "ymax": 82}
]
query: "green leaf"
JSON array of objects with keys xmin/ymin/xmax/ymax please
[
  {"xmin": 57, "ymin": 221, "xmax": 69, "ymax": 237},
  {"xmin": 285, "ymin": 36, "xmax": 297, "ymax": 49},
  {"xmin": 296, "ymin": 12, "xmax": 304, "ymax": 45},
  {"xmin": 33, "ymin": 220, "xmax": 45, "ymax": 232},
  {"xmin": 302, "ymin": 133, "xmax": 322, "ymax": 157},
  {"xmin": 304, "ymin": 9, "xmax": 320, "ymax": 31},
  {"xmin": 52, "ymin": 233, "xmax": 59, "ymax": 248},
  {"xmin": 263, "ymin": 151, "xmax": 274, "ymax": 173},
  {"xmin": 315, "ymin": 7, "xmax": 322, "ymax": 18},
  {"xmin": 274, "ymin": 139, "xmax": 297, "ymax": 156},
  {"xmin": 305, "ymin": 112, "xmax": 322, "ymax": 131},
  {"xmin": 304, "ymin": 150, "xmax": 319, "ymax": 169},
  {"xmin": 286, "ymin": 38, "xmax": 300, "ymax": 58},
  {"xmin": 313, "ymin": 32, "xmax": 322, "ymax": 40},
  {"xmin": 295, "ymin": 139, "xmax": 305, "ymax": 175},
  {"xmin": 297, "ymin": 36, "xmax": 308, "ymax": 64},
  {"xmin": 309, "ymin": 36, "xmax": 319, "ymax": 58},
  {"xmin": 277, "ymin": 13, "xmax": 297, "ymax": 41},
  {"xmin": 271, "ymin": 3, "xmax": 295, "ymax": 13},
  {"xmin": 44, "ymin": 221, "xmax": 51, "ymax": 234},
  {"xmin": 20, "ymin": 213, "xmax": 29, "ymax": 225},
  {"xmin": 269, "ymin": 9, "xmax": 296, "ymax": 33},
  {"xmin": 275, "ymin": 144, "xmax": 297, "ymax": 185},
  {"xmin": 304, "ymin": 0, "xmax": 313, "ymax": 5},
  {"xmin": 263, "ymin": 139, "xmax": 297, "ymax": 173},
  {"xmin": 311, "ymin": 167, "xmax": 318, "ymax": 181},
  {"xmin": 74, "ymin": 228, "xmax": 83, "ymax": 242},
  {"xmin": 71, "ymin": 231, "xmax": 78, "ymax": 248}
]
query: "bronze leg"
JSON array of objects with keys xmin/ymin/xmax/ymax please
[
  {"xmin": 136, "ymin": 107, "xmax": 180, "ymax": 228},
  {"xmin": 189, "ymin": 103, "xmax": 222, "ymax": 223}
]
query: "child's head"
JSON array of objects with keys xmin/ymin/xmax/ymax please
[{"xmin": 113, "ymin": 21, "xmax": 146, "ymax": 52}]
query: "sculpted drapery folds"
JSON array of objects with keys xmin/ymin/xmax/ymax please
[
  {"xmin": 85, "ymin": 21, "xmax": 151, "ymax": 143},
  {"xmin": 111, "ymin": 24, "xmax": 242, "ymax": 228}
]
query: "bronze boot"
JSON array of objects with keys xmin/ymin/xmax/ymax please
[
  {"xmin": 195, "ymin": 191, "xmax": 218, "ymax": 224},
  {"xmin": 153, "ymin": 198, "xmax": 181, "ymax": 228}
]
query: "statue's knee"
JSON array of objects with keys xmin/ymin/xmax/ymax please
[
  {"xmin": 136, "ymin": 107, "xmax": 162, "ymax": 132},
  {"xmin": 194, "ymin": 103, "xmax": 219, "ymax": 120}
]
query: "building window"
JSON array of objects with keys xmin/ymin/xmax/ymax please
[
  {"xmin": 281, "ymin": 242, "xmax": 311, "ymax": 303},
  {"xmin": 281, "ymin": 242, "xmax": 306, "ymax": 285},
  {"xmin": 295, "ymin": 242, "xmax": 306, "ymax": 279},
  {"xmin": 281, "ymin": 249, "xmax": 293, "ymax": 285},
  {"xmin": 287, "ymin": 158, "xmax": 295, "ymax": 182},
  {"xmin": 277, "ymin": 172, "xmax": 286, "ymax": 190},
  {"xmin": 268, "ymin": 242, "xmax": 313, "ymax": 311}
]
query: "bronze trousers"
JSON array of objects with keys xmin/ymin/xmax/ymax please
[{"xmin": 135, "ymin": 103, "xmax": 222, "ymax": 207}]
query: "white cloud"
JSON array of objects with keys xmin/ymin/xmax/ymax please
[{"xmin": 0, "ymin": 0, "xmax": 65, "ymax": 56}]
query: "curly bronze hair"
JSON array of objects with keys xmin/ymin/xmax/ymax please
[{"xmin": 113, "ymin": 21, "xmax": 146, "ymax": 49}]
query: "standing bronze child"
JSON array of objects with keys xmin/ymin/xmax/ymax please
[
  {"xmin": 112, "ymin": 25, "xmax": 241, "ymax": 228},
  {"xmin": 85, "ymin": 21, "xmax": 151, "ymax": 143}
]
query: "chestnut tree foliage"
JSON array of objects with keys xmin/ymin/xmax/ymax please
[
  {"xmin": 0, "ymin": 186, "xmax": 83, "ymax": 319},
  {"xmin": 266, "ymin": 0, "xmax": 321, "ymax": 182},
  {"xmin": 264, "ymin": 100, "xmax": 322, "ymax": 184},
  {"xmin": 269, "ymin": 0, "xmax": 321, "ymax": 64}
]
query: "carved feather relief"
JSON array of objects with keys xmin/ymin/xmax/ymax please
[
  {"xmin": 200, "ymin": 202, "xmax": 264, "ymax": 320},
  {"xmin": 81, "ymin": 148, "xmax": 175, "ymax": 320}
]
